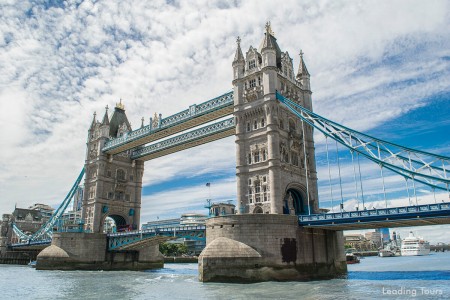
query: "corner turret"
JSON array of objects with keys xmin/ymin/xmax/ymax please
[{"xmin": 296, "ymin": 50, "xmax": 310, "ymax": 91}]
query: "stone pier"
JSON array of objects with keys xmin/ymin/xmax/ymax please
[
  {"xmin": 199, "ymin": 214, "xmax": 347, "ymax": 282},
  {"xmin": 36, "ymin": 232, "xmax": 163, "ymax": 270}
]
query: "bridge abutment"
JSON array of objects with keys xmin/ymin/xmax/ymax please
[{"xmin": 198, "ymin": 214, "xmax": 346, "ymax": 282}]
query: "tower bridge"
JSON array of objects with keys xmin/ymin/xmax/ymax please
[{"xmin": 3, "ymin": 23, "xmax": 449, "ymax": 282}]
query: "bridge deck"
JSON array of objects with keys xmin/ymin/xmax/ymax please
[{"xmin": 299, "ymin": 203, "xmax": 450, "ymax": 231}]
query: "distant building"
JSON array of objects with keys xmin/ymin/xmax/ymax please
[
  {"xmin": 209, "ymin": 202, "xmax": 235, "ymax": 216},
  {"xmin": 141, "ymin": 218, "xmax": 181, "ymax": 230},
  {"xmin": 344, "ymin": 234, "xmax": 376, "ymax": 251},
  {"xmin": 73, "ymin": 185, "xmax": 83, "ymax": 212},
  {"xmin": 377, "ymin": 228, "xmax": 390, "ymax": 243},
  {"xmin": 28, "ymin": 203, "xmax": 54, "ymax": 219},
  {"xmin": 365, "ymin": 231, "xmax": 382, "ymax": 248}
]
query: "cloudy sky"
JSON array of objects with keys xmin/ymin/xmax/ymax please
[{"xmin": 1, "ymin": 0, "xmax": 449, "ymax": 243}]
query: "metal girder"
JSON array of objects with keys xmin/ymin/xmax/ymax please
[
  {"xmin": 103, "ymin": 92, "xmax": 234, "ymax": 154},
  {"xmin": 107, "ymin": 225, "xmax": 206, "ymax": 250},
  {"xmin": 131, "ymin": 117, "xmax": 235, "ymax": 161},
  {"xmin": 299, "ymin": 202, "xmax": 450, "ymax": 230},
  {"xmin": 276, "ymin": 91, "xmax": 450, "ymax": 191}
]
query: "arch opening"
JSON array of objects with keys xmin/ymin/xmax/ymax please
[
  {"xmin": 283, "ymin": 188, "xmax": 308, "ymax": 215},
  {"xmin": 103, "ymin": 214, "xmax": 128, "ymax": 233}
]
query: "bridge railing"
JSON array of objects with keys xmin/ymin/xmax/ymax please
[
  {"xmin": 299, "ymin": 202, "xmax": 450, "ymax": 223},
  {"xmin": 103, "ymin": 91, "xmax": 233, "ymax": 151},
  {"xmin": 107, "ymin": 225, "xmax": 206, "ymax": 237}
]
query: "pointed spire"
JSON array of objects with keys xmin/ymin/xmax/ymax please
[
  {"xmin": 89, "ymin": 111, "xmax": 97, "ymax": 130},
  {"xmin": 233, "ymin": 36, "xmax": 244, "ymax": 63},
  {"xmin": 141, "ymin": 117, "xmax": 144, "ymax": 128},
  {"xmin": 297, "ymin": 49, "xmax": 310, "ymax": 78},
  {"xmin": 261, "ymin": 21, "xmax": 277, "ymax": 50},
  {"xmin": 102, "ymin": 105, "xmax": 109, "ymax": 125}
]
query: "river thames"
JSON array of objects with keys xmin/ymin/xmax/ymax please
[{"xmin": 1, "ymin": 252, "xmax": 449, "ymax": 299}]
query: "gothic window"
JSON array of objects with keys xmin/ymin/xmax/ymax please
[
  {"xmin": 248, "ymin": 59, "xmax": 256, "ymax": 70},
  {"xmin": 263, "ymin": 186, "xmax": 268, "ymax": 202},
  {"xmin": 254, "ymin": 151, "xmax": 260, "ymax": 163},
  {"xmin": 89, "ymin": 187, "xmax": 96, "ymax": 199},
  {"xmin": 117, "ymin": 169, "xmax": 126, "ymax": 181},
  {"xmin": 255, "ymin": 185, "xmax": 261, "ymax": 194},
  {"xmin": 253, "ymin": 120, "xmax": 258, "ymax": 130},
  {"xmin": 247, "ymin": 122, "xmax": 251, "ymax": 132},
  {"xmin": 248, "ymin": 179, "xmax": 252, "ymax": 185},
  {"xmin": 263, "ymin": 176, "xmax": 266, "ymax": 182},
  {"xmin": 115, "ymin": 192, "xmax": 124, "ymax": 200},
  {"xmin": 248, "ymin": 153, "xmax": 252, "ymax": 164},
  {"xmin": 258, "ymin": 76, "xmax": 261, "ymax": 86},
  {"xmin": 249, "ymin": 79, "xmax": 256, "ymax": 88},
  {"xmin": 262, "ymin": 149, "xmax": 267, "ymax": 161},
  {"xmin": 261, "ymin": 118, "xmax": 265, "ymax": 127},
  {"xmin": 248, "ymin": 188, "xmax": 253, "ymax": 203}
]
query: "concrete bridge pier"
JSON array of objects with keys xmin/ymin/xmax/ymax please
[
  {"xmin": 36, "ymin": 232, "xmax": 163, "ymax": 270},
  {"xmin": 198, "ymin": 214, "xmax": 347, "ymax": 282}
]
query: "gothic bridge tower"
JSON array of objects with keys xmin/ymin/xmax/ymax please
[
  {"xmin": 233, "ymin": 23, "xmax": 319, "ymax": 215},
  {"xmin": 82, "ymin": 101, "xmax": 144, "ymax": 233}
]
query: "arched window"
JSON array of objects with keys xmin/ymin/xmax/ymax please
[
  {"xmin": 254, "ymin": 151, "xmax": 260, "ymax": 163},
  {"xmin": 247, "ymin": 122, "xmax": 251, "ymax": 132},
  {"xmin": 248, "ymin": 153, "xmax": 252, "ymax": 164},
  {"xmin": 261, "ymin": 118, "xmax": 265, "ymax": 127},
  {"xmin": 262, "ymin": 149, "xmax": 267, "ymax": 161},
  {"xmin": 253, "ymin": 120, "xmax": 258, "ymax": 130},
  {"xmin": 253, "ymin": 206, "xmax": 263, "ymax": 214}
]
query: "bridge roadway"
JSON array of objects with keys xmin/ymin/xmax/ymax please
[
  {"xmin": 103, "ymin": 92, "xmax": 233, "ymax": 155},
  {"xmin": 299, "ymin": 202, "xmax": 450, "ymax": 230}
]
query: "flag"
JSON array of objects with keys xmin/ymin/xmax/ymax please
[{"xmin": 206, "ymin": 183, "xmax": 210, "ymax": 187}]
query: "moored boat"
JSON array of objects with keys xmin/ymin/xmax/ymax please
[
  {"xmin": 346, "ymin": 253, "xmax": 360, "ymax": 264},
  {"xmin": 401, "ymin": 232, "xmax": 430, "ymax": 256},
  {"xmin": 378, "ymin": 249, "xmax": 395, "ymax": 257}
]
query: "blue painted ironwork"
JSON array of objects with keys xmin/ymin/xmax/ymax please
[
  {"xmin": 10, "ymin": 239, "xmax": 52, "ymax": 248},
  {"xmin": 276, "ymin": 91, "xmax": 450, "ymax": 192},
  {"xmin": 107, "ymin": 225, "xmax": 206, "ymax": 250},
  {"xmin": 299, "ymin": 202, "xmax": 450, "ymax": 227},
  {"xmin": 131, "ymin": 117, "xmax": 235, "ymax": 160},
  {"xmin": 12, "ymin": 168, "xmax": 85, "ymax": 243},
  {"xmin": 103, "ymin": 91, "xmax": 233, "ymax": 152}
]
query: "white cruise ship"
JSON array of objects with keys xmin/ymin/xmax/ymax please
[{"xmin": 401, "ymin": 232, "xmax": 430, "ymax": 256}]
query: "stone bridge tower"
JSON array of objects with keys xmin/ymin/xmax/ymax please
[
  {"xmin": 82, "ymin": 102, "xmax": 144, "ymax": 233},
  {"xmin": 233, "ymin": 23, "xmax": 319, "ymax": 215}
]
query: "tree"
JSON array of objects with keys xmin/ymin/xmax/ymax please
[{"xmin": 159, "ymin": 242, "xmax": 188, "ymax": 257}]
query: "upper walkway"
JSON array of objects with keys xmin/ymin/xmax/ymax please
[
  {"xmin": 103, "ymin": 92, "xmax": 233, "ymax": 155},
  {"xmin": 299, "ymin": 202, "xmax": 450, "ymax": 230}
]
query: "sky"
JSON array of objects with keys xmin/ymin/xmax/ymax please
[{"xmin": 1, "ymin": 0, "xmax": 449, "ymax": 243}]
